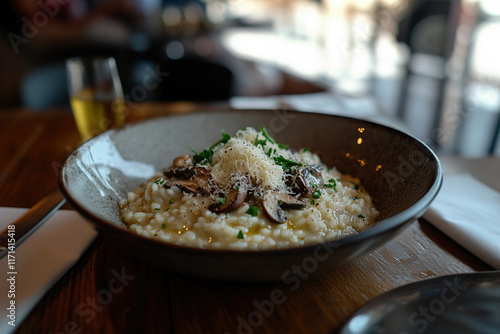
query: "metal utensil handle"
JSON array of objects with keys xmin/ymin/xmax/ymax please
[{"xmin": 0, "ymin": 188, "xmax": 66, "ymax": 259}]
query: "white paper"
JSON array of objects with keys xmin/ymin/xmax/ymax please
[
  {"xmin": 0, "ymin": 208, "xmax": 97, "ymax": 333},
  {"xmin": 423, "ymin": 174, "xmax": 500, "ymax": 269}
]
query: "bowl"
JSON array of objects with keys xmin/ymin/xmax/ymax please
[{"xmin": 59, "ymin": 109, "xmax": 442, "ymax": 281}]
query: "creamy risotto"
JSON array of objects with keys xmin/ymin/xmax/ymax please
[{"xmin": 120, "ymin": 127, "xmax": 379, "ymax": 249}]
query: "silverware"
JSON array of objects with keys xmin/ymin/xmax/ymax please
[
  {"xmin": 339, "ymin": 270, "xmax": 500, "ymax": 334},
  {"xmin": 0, "ymin": 188, "xmax": 66, "ymax": 259}
]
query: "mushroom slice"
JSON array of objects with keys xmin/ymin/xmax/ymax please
[
  {"xmin": 307, "ymin": 165, "xmax": 324, "ymax": 186},
  {"xmin": 163, "ymin": 155, "xmax": 194, "ymax": 178},
  {"xmin": 209, "ymin": 179, "xmax": 249, "ymax": 214},
  {"xmin": 164, "ymin": 156, "xmax": 215, "ymax": 195},
  {"xmin": 191, "ymin": 166, "xmax": 212, "ymax": 178},
  {"xmin": 164, "ymin": 163, "xmax": 211, "ymax": 182},
  {"xmin": 262, "ymin": 192, "xmax": 306, "ymax": 224},
  {"xmin": 164, "ymin": 179, "xmax": 214, "ymax": 195},
  {"xmin": 289, "ymin": 165, "xmax": 324, "ymax": 196},
  {"xmin": 172, "ymin": 155, "xmax": 193, "ymax": 168}
]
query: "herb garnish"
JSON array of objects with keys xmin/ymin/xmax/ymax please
[
  {"xmin": 191, "ymin": 148, "xmax": 213, "ymax": 165},
  {"xmin": 254, "ymin": 134, "xmax": 267, "ymax": 147},
  {"xmin": 217, "ymin": 197, "xmax": 226, "ymax": 205},
  {"xmin": 161, "ymin": 224, "xmax": 166, "ymax": 229},
  {"xmin": 154, "ymin": 178, "xmax": 164, "ymax": 185},
  {"xmin": 246, "ymin": 206, "xmax": 258, "ymax": 217},
  {"xmin": 325, "ymin": 179, "xmax": 337, "ymax": 191},
  {"xmin": 192, "ymin": 130, "xmax": 231, "ymax": 164},
  {"xmin": 273, "ymin": 155, "xmax": 302, "ymax": 170},
  {"xmin": 278, "ymin": 143, "xmax": 289, "ymax": 149},
  {"xmin": 312, "ymin": 190, "xmax": 321, "ymax": 199},
  {"xmin": 265, "ymin": 148, "xmax": 277, "ymax": 157},
  {"xmin": 260, "ymin": 126, "xmax": 288, "ymax": 149},
  {"xmin": 211, "ymin": 131, "xmax": 231, "ymax": 149},
  {"xmin": 237, "ymin": 230, "xmax": 244, "ymax": 239},
  {"xmin": 260, "ymin": 126, "xmax": 275, "ymax": 143},
  {"xmin": 358, "ymin": 214, "xmax": 365, "ymax": 219}
]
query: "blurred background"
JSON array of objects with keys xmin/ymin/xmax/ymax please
[{"xmin": 1, "ymin": 0, "xmax": 499, "ymax": 157}]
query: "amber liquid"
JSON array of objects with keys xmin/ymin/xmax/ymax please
[{"xmin": 70, "ymin": 90, "xmax": 125, "ymax": 141}]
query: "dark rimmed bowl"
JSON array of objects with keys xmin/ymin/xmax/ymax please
[{"xmin": 59, "ymin": 109, "xmax": 442, "ymax": 281}]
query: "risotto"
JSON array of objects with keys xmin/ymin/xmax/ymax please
[{"xmin": 119, "ymin": 127, "xmax": 379, "ymax": 250}]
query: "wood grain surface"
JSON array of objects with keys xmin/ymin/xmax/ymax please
[{"xmin": 0, "ymin": 108, "xmax": 493, "ymax": 334}]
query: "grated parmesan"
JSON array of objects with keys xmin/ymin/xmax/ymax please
[{"xmin": 210, "ymin": 128, "xmax": 291, "ymax": 196}]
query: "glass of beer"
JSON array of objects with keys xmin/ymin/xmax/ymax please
[{"xmin": 66, "ymin": 57, "xmax": 126, "ymax": 141}]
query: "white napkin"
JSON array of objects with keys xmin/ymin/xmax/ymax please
[
  {"xmin": 0, "ymin": 208, "xmax": 97, "ymax": 333},
  {"xmin": 423, "ymin": 174, "xmax": 500, "ymax": 269}
]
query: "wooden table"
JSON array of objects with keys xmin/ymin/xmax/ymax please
[{"xmin": 0, "ymin": 107, "xmax": 493, "ymax": 334}]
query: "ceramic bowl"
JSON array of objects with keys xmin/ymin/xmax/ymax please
[{"xmin": 59, "ymin": 110, "xmax": 442, "ymax": 281}]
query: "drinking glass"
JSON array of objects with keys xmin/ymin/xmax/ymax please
[{"xmin": 66, "ymin": 57, "xmax": 126, "ymax": 141}]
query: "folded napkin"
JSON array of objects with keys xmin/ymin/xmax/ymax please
[
  {"xmin": 423, "ymin": 174, "xmax": 500, "ymax": 269},
  {"xmin": 0, "ymin": 208, "xmax": 97, "ymax": 334}
]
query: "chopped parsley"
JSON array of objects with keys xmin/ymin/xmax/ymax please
[
  {"xmin": 352, "ymin": 182, "xmax": 360, "ymax": 191},
  {"xmin": 246, "ymin": 206, "xmax": 259, "ymax": 217},
  {"xmin": 273, "ymin": 155, "xmax": 302, "ymax": 170},
  {"xmin": 312, "ymin": 190, "xmax": 321, "ymax": 199},
  {"xmin": 210, "ymin": 131, "xmax": 231, "ymax": 149},
  {"xmin": 191, "ymin": 130, "xmax": 231, "ymax": 164},
  {"xmin": 261, "ymin": 126, "xmax": 288, "ymax": 149},
  {"xmin": 161, "ymin": 224, "xmax": 166, "ymax": 229},
  {"xmin": 311, "ymin": 199, "xmax": 315, "ymax": 205},
  {"xmin": 217, "ymin": 197, "xmax": 226, "ymax": 205},
  {"xmin": 165, "ymin": 208, "xmax": 169, "ymax": 212},
  {"xmin": 358, "ymin": 214, "xmax": 365, "ymax": 219},
  {"xmin": 265, "ymin": 147, "xmax": 277, "ymax": 157},
  {"xmin": 237, "ymin": 230, "xmax": 244, "ymax": 239},
  {"xmin": 154, "ymin": 208, "xmax": 160, "ymax": 210},
  {"xmin": 191, "ymin": 148, "xmax": 213, "ymax": 164},
  {"xmin": 254, "ymin": 135, "xmax": 267, "ymax": 147},
  {"xmin": 325, "ymin": 179, "xmax": 337, "ymax": 191},
  {"xmin": 169, "ymin": 199, "xmax": 174, "ymax": 204},
  {"xmin": 260, "ymin": 126, "xmax": 276, "ymax": 144},
  {"xmin": 154, "ymin": 178, "xmax": 165, "ymax": 185}
]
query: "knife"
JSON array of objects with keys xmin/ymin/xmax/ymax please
[{"xmin": 0, "ymin": 188, "xmax": 66, "ymax": 260}]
